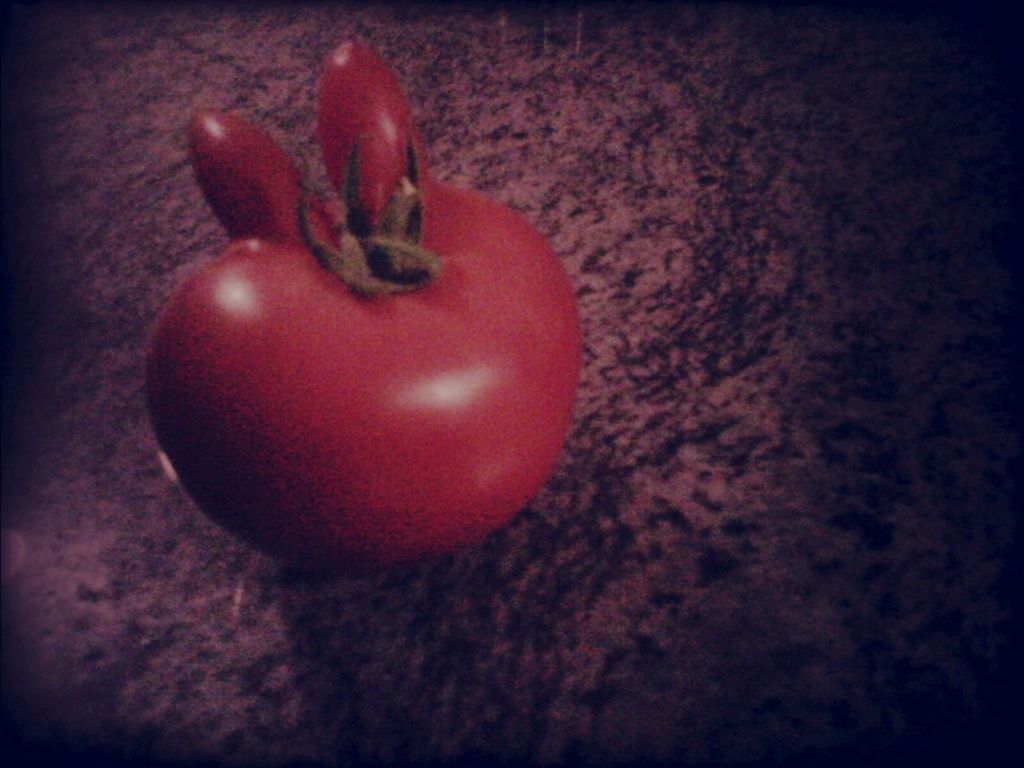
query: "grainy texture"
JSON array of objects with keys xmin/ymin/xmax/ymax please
[{"xmin": 2, "ymin": 2, "xmax": 1019, "ymax": 766}]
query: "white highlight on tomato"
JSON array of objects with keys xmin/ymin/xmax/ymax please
[
  {"xmin": 378, "ymin": 112, "xmax": 397, "ymax": 147},
  {"xmin": 331, "ymin": 43, "xmax": 353, "ymax": 68},
  {"xmin": 398, "ymin": 364, "xmax": 496, "ymax": 410},
  {"xmin": 215, "ymin": 274, "xmax": 258, "ymax": 317},
  {"xmin": 157, "ymin": 450, "xmax": 179, "ymax": 483},
  {"xmin": 202, "ymin": 113, "xmax": 226, "ymax": 141}
]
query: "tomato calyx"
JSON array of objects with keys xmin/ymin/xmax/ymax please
[{"xmin": 299, "ymin": 139, "xmax": 441, "ymax": 297}]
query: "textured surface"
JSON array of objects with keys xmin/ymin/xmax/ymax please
[{"xmin": 2, "ymin": 3, "xmax": 1020, "ymax": 766}]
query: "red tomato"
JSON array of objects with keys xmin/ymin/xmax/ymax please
[
  {"xmin": 146, "ymin": 179, "xmax": 581, "ymax": 571},
  {"xmin": 189, "ymin": 109, "xmax": 334, "ymax": 244},
  {"xmin": 317, "ymin": 41, "xmax": 425, "ymax": 231}
]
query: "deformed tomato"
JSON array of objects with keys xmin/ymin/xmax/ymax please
[{"xmin": 147, "ymin": 43, "xmax": 580, "ymax": 572}]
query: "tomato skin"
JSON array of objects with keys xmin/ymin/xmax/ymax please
[
  {"xmin": 317, "ymin": 41, "xmax": 425, "ymax": 230},
  {"xmin": 189, "ymin": 109, "xmax": 334, "ymax": 244},
  {"xmin": 146, "ymin": 181, "xmax": 580, "ymax": 571}
]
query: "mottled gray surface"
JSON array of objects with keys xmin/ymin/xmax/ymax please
[{"xmin": 2, "ymin": 2, "xmax": 1019, "ymax": 766}]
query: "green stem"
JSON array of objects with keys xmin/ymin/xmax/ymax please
[{"xmin": 298, "ymin": 179, "xmax": 441, "ymax": 297}]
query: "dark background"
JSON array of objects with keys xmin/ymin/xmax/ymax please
[{"xmin": 2, "ymin": 2, "xmax": 1020, "ymax": 766}]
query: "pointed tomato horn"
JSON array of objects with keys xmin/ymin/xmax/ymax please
[
  {"xmin": 189, "ymin": 109, "xmax": 333, "ymax": 244},
  {"xmin": 317, "ymin": 41, "xmax": 427, "ymax": 231}
]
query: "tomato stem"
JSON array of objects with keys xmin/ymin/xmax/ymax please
[
  {"xmin": 342, "ymin": 141, "xmax": 370, "ymax": 238},
  {"xmin": 297, "ymin": 140, "xmax": 441, "ymax": 297}
]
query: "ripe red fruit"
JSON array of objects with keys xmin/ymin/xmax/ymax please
[{"xmin": 147, "ymin": 43, "xmax": 580, "ymax": 572}]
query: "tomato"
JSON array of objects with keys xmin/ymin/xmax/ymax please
[
  {"xmin": 317, "ymin": 41, "xmax": 425, "ymax": 232},
  {"xmin": 148, "ymin": 42, "xmax": 580, "ymax": 572},
  {"xmin": 189, "ymin": 109, "xmax": 335, "ymax": 244},
  {"xmin": 147, "ymin": 179, "xmax": 580, "ymax": 571}
]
